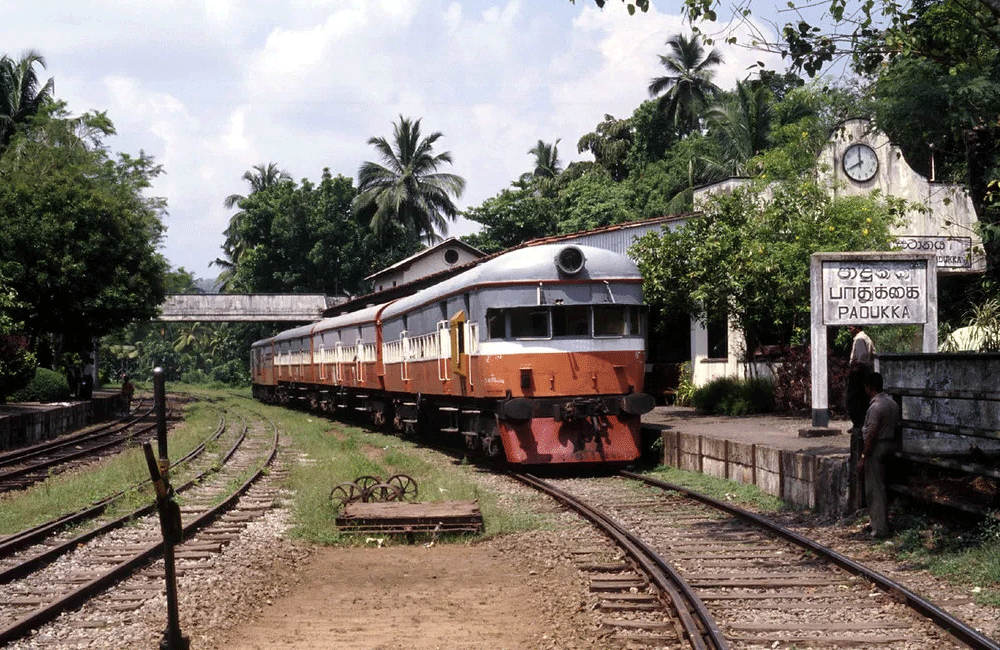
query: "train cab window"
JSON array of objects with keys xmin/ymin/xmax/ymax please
[
  {"xmin": 594, "ymin": 305, "xmax": 634, "ymax": 337},
  {"xmin": 510, "ymin": 307, "xmax": 550, "ymax": 339},
  {"xmin": 552, "ymin": 304, "xmax": 590, "ymax": 337},
  {"xmin": 486, "ymin": 308, "xmax": 506, "ymax": 339}
]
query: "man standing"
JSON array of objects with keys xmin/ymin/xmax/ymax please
[
  {"xmin": 857, "ymin": 372, "xmax": 900, "ymax": 539},
  {"xmin": 846, "ymin": 325, "xmax": 876, "ymax": 434}
]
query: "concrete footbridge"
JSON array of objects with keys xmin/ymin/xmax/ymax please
[{"xmin": 158, "ymin": 294, "xmax": 330, "ymax": 322}]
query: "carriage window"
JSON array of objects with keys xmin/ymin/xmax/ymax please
[
  {"xmin": 486, "ymin": 308, "xmax": 506, "ymax": 339},
  {"xmin": 552, "ymin": 305, "xmax": 590, "ymax": 337},
  {"xmin": 628, "ymin": 305, "xmax": 642, "ymax": 336},
  {"xmin": 510, "ymin": 307, "xmax": 550, "ymax": 338},
  {"xmin": 594, "ymin": 305, "xmax": 630, "ymax": 337}
]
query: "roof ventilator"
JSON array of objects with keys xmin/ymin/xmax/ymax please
[{"xmin": 555, "ymin": 245, "xmax": 585, "ymax": 276}]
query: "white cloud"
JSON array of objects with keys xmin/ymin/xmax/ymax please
[{"xmin": 0, "ymin": 0, "xmax": 790, "ymax": 275}]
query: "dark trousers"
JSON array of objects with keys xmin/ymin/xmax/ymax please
[
  {"xmin": 864, "ymin": 439, "xmax": 897, "ymax": 536},
  {"xmin": 846, "ymin": 368, "xmax": 869, "ymax": 430}
]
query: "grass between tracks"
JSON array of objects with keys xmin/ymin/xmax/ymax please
[{"xmin": 0, "ymin": 385, "xmax": 234, "ymax": 534}]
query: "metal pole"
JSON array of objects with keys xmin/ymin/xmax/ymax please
[
  {"xmin": 154, "ymin": 368, "xmax": 169, "ymax": 460},
  {"xmin": 147, "ymin": 368, "xmax": 189, "ymax": 650}
]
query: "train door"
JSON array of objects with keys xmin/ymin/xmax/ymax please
[
  {"xmin": 354, "ymin": 338, "xmax": 364, "ymax": 384},
  {"xmin": 334, "ymin": 342, "xmax": 344, "ymax": 384},
  {"xmin": 437, "ymin": 320, "xmax": 450, "ymax": 380},
  {"xmin": 449, "ymin": 311, "xmax": 466, "ymax": 378}
]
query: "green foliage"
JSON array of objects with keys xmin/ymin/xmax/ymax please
[
  {"xmin": 0, "ymin": 278, "xmax": 35, "ymax": 401},
  {"xmin": 577, "ymin": 114, "xmax": 633, "ymax": 181},
  {"xmin": 0, "ymin": 102, "xmax": 168, "ymax": 360},
  {"xmin": 460, "ymin": 184, "xmax": 559, "ymax": 254},
  {"xmin": 673, "ymin": 361, "xmax": 696, "ymax": 406},
  {"xmin": 222, "ymin": 170, "xmax": 379, "ymax": 297},
  {"xmin": 556, "ymin": 172, "xmax": 635, "ymax": 233},
  {"xmin": 631, "ymin": 180, "xmax": 908, "ymax": 349},
  {"xmin": 10, "ymin": 367, "xmax": 70, "ymax": 403},
  {"xmin": 0, "ymin": 336, "xmax": 35, "ymax": 400},
  {"xmin": 690, "ymin": 375, "xmax": 774, "ymax": 415}
]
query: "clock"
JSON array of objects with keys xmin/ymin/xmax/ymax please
[{"xmin": 842, "ymin": 142, "xmax": 878, "ymax": 182}]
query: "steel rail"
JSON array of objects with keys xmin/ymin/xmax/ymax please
[
  {"xmin": 0, "ymin": 413, "xmax": 161, "ymax": 490},
  {"xmin": 0, "ymin": 416, "xmax": 244, "ymax": 582},
  {"xmin": 0, "ymin": 413, "xmax": 229, "ymax": 558},
  {"xmin": 0, "ymin": 417, "xmax": 275, "ymax": 645},
  {"xmin": 512, "ymin": 471, "xmax": 730, "ymax": 650},
  {"xmin": 623, "ymin": 470, "xmax": 1000, "ymax": 650}
]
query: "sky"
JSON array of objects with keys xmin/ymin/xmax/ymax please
[{"xmin": 0, "ymin": 0, "xmax": 790, "ymax": 279}]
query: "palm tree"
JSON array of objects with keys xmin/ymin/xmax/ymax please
[
  {"xmin": 353, "ymin": 116, "xmax": 465, "ymax": 244},
  {"xmin": 705, "ymin": 80, "xmax": 816, "ymax": 177},
  {"xmin": 705, "ymin": 80, "xmax": 774, "ymax": 176},
  {"xmin": 223, "ymin": 162, "xmax": 292, "ymax": 211},
  {"xmin": 0, "ymin": 50, "xmax": 55, "ymax": 152},
  {"xmin": 647, "ymin": 34, "xmax": 723, "ymax": 137},
  {"xmin": 524, "ymin": 139, "xmax": 563, "ymax": 180},
  {"xmin": 214, "ymin": 163, "xmax": 292, "ymax": 286}
]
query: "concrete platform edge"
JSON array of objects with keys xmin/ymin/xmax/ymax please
[{"xmin": 651, "ymin": 426, "xmax": 851, "ymax": 516}]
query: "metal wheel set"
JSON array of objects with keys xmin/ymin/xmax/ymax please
[{"xmin": 329, "ymin": 474, "xmax": 418, "ymax": 511}]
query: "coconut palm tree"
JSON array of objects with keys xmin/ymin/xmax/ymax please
[
  {"xmin": 524, "ymin": 139, "xmax": 563, "ymax": 180},
  {"xmin": 705, "ymin": 80, "xmax": 775, "ymax": 176},
  {"xmin": 705, "ymin": 80, "xmax": 816, "ymax": 178},
  {"xmin": 647, "ymin": 34, "xmax": 723, "ymax": 137},
  {"xmin": 0, "ymin": 50, "xmax": 55, "ymax": 152},
  {"xmin": 223, "ymin": 163, "xmax": 292, "ymax": 211},
  {"xmin": 213, "ymin": 163, "xmax": 292, "ymax": 288},
  {"xmin": 353, "ymin": 116, "xmax": 465, "ymax": 244}
]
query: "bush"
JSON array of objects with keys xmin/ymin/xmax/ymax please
[
  {"xmin": 691, "ymin": 376, "xmax": 774, "ymax": 415},
  {"xmin": 0, "ymin": 334, "xmax": 36, "ymax": 402},
  {"xmin": 9, "ymin": 367, "xmax": 71, "ymax": 403}
]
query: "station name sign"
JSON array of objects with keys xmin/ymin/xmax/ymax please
[
  {"xmin": 894, "ymin": 235, "xmax": 971, "ymax": 270},
  {"xmin": 822, "ymin": 258, "xmax": 929, "ymax": 325}
]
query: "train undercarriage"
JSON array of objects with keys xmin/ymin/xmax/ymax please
[{"xmin": 253, "ymin": 381, "xmax": 652, "ymax": 465}]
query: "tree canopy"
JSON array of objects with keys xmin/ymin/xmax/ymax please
[
  {"xmin": 0, "ymin": 101, "xmax": 168, "ymax": 372},
  {"xmin": 631, "ymin": 181, "xmax": 909, "ymax": 350}
]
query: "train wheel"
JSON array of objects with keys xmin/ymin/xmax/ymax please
[
  {"xmin": 365, "ymin": 482, "xmax": 403, "ymax": 502},
  {"xmin": 387, "ymin": 474, "xmax": 418, "ymax": 501},
  {"xmin": 329, "ymin": 482, "xmax": 363, "ymax": 512},
  {"xmin": 355, "ymin": 475, "xmax": 382, "ymax": 500}
]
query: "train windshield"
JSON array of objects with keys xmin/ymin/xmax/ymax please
[
  {"xmin": 510, "ymin": 307, "xmax": 550, "ymax": 338},
  {"xmin": 486, "ymin": 305, "xmax": 643, "ymax": 340},
  {"xmin": 594, "ymin": 305, "xmax": 642, "ymax": 337}
]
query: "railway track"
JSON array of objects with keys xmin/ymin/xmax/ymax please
[
  {"xmin": 515, "ymin": 472, "xmax": 999, "ymax": 650},
  {"xmin": 0, "ymin": 406, "xmax": 284, "ymax": 647},
  {"xmin": 0, "ymin": 397, "xmax": 170, "ymax": 493}
]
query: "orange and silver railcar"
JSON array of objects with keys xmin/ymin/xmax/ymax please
[{"xmin": 251, "ymin": 243, "xmax": 654, "ymax": 465}]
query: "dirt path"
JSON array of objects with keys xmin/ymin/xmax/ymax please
[{"xmin": 210, "ymin": 541, "xmax": 592, "ymax": 650}]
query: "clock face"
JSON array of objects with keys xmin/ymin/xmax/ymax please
[{"xmin": 842, "ymin": 143, "xmax": 878, "ymax": 182}]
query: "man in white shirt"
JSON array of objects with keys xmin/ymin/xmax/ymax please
[{"xmin": 846, "ymin": 325, "xmax": 876, "ymax": 434}]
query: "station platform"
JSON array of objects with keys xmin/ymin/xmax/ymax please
[
  {"xmin": 0, "ymin": 390, "xmax": 122, "ymax": 452},
  {"xmin": 642, "ymin": 406, "xmax": 854, "ymax": 516}
]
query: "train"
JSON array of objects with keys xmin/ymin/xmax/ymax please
[{"xmin": 250, "ymin": 242, "xmax": 655, "ymax": 465}]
